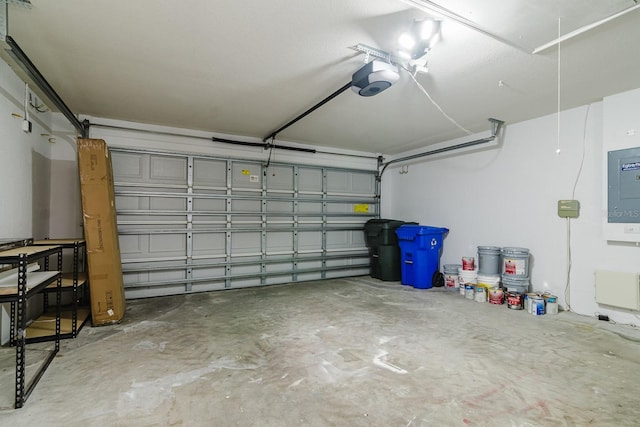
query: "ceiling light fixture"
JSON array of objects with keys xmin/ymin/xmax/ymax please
[{"xmin": 397, "ymin": 18, "xmax": 442, "ymax": 61}]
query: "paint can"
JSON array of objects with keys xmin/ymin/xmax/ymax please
[
  {"xmin": 506, "ymin": 292, "xmax": 523, "ymax": 310},
  {"xmin": 474, "ymin": 285, "xmax": 486, "ymax": 303},
  {"xmin": 502, "ymin": 247, "xmax": 530, "ymax": 278},
  {"xmin": 531, "ymin": 296, "xmax": 545, "ymax": 316},
  {"xmin": 544, "ymin": 294, "xmax": 558, "ymax": 315},
  {"xmin": 465, "ymin": 285, "xmax": 475, "ymax": 300},
  {"xmin": 488, "ymin": 287, "xmax": 504, "ymax": 305},
  {"xmin": 477, "ymin": 246, "xmax": 502, "ymax": 275},
  {"xmin": 502, "ymin": 275, "xmax": 530, "ymax": 295},
  {"xmin": 462, "ymin": 257, "xmax": 475, "ymax": 271},
  {"xmin": 524, "ymin": 292, "xmax": 538, "ymax": 313},
  {"xmin": 443, "ymin": 264, "xmax": 461, "ymax": 290}
]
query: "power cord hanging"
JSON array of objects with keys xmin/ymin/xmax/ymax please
[
  {"xmin": 563, "ymin": 104, "xmax": 591, "ymax": 312},
  {"xmin": 404, "ymin": 67, "xmax": 473, "ymax": 135}
]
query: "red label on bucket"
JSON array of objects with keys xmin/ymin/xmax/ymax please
[{"xmin": 462, "ymin": 257, "xmax": 475, "ymax": 271}]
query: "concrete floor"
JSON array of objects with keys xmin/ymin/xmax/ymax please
[{"xmin": 1, "ymin": 277, "xmax": 640, "ymax": 426}]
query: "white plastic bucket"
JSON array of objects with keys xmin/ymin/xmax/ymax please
[
  {"xmin": 477, "ymin": 246, "xmax": 501, "ymax": 275},
  {"xmin": 458, "ymin": 268, "xmax": 478, "ymax": 285},
  {"xmin": 502, "ymin": 247, "xmax": 530, "ymax": 278},
  {"xmin": 477, "ymin": 274, "xmax": 501, "ymax": 290},
  {"xmin": 443, "ymin": 264, "xmax": 461, "ymax": 290}
]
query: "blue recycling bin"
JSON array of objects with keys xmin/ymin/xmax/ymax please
[{"xmin": 395, "ymin": 225, "xmax": 449, "ymax": 289}]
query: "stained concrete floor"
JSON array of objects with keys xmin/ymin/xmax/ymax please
[{"xmin": 1, "ymin": 277, "xmax": 640, "ymax": 426}]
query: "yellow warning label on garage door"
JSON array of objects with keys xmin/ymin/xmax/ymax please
[{"xmin": 354, "ymin": 204, "xmax": 369, "ymax": 213}]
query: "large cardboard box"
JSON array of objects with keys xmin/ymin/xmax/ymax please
[{"xmin": 77, "ymin": 138, "xmax": 126, "ymax": 325}]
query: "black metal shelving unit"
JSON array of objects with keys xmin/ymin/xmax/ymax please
[
  {"xmin": 0, "ymin": 244, "xmax": 62, "ymax": 409},
  {"xmin": 28, "ymin": 239, "xmax": 90, "ymax": 341}
]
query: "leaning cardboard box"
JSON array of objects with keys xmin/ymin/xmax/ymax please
[{"xmin": 77, "ymin": 138, "xmax": 126, "ymax": 325}]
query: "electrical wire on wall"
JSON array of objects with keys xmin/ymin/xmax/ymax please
[
  {"xmin": 23, "ymin": 83, "xmax": 30, "ymax": 125},
  {"xmin": 556, "ymin": 18, "xmax": 562, "ymax": 155},
  {"xmin": 563, "ymin": 103, "xmax": 591, "ymax": 312}
]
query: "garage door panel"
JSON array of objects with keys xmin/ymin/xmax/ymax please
[
  {"xmin": 298, "ymin": 168, "xmax": 322, "ymax": 192},
  {"xmin": 267, "ymin": 232, "xmax": 293, "ymax": 253},
  {"xmin": 266, "ymin": 166, "xmax": 294, "ymax": 191},
  {"xmin": 193, "ymin": 158, "xmax": 227, "ymax": 188},
  {"xmin": 149, "ymin": 197, "xmax": 185, "ymax": 211},
  {"xmin": 298, "ymin": 202, "xmax": 322, "ymax": 213},
  {"xmin": 266, "ymin": 201, "xmax": 293, "ymax": 213},
  {"xmin": 299, "ymin": 231, "xmax": 321, "ymax": 250},
  {"xmin": 112, "ymin": 148, "xmax": 377, "ymax": 298},
  {"xmin": 112, "ymin": 152, "xmax": 145, "ymax": 180},
  {"xmin": 232, "ymin": 162, "xmax": 262, "ymax": 189},
  {"xmin": 192, "ymin": 233, "xmax": 225, "ymax": 257},
  {"xmin": 193, "ymin": 266, "xmax": 226, "ymax": 279},
  {"xmin": 149, "ymin": 234, "xmax": 186, "ymax": 255},
  {"xmin": 116, "ymin": 195, "xmax": 147, "ymax": 210},
  {"xmin": 193, "ymin": 197, "xmax": 226, "ymax": 211},
  {"xmin": 232, "ymin": 199, "xmax": 261, "ymax": 213},
  {"xmin": 191, "ymin": 281, "xmax": 226, "ymax": 293},
  {"xmin": 232, "ymin": 232, "xmax": 261, "ymax": 254},
  {"xmin": 149, "ymin": 156, "xmax": 187, "ymax": 183},
  {"xmin": 119, "ymin": 235, "xmax": 144, "ymax": 256}
]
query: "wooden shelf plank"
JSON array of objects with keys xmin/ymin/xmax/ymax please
[
  {"xmin": 26, "ymin": 307, "xmax": 91, "ymax": 335},
  {"xmin": 46, "ymin": 272, "xmax": 88, "ymax": 288},
  {"xmin": 0, "ymin": 271, "xmax": 59, "ymax": 295},
  {"xmin": 0, "ymin": 245, "xmax": 60, "ymax": 258}
]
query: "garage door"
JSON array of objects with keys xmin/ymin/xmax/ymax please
[{"xmin": 110, "ymin": 148, "xmax": 378, "ymax": 299}]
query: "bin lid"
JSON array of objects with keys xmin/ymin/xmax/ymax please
[
  {"xmin": 365, "ymin": 219, "xmax": 416, "ymax": 230},
  {"xmin": 395, "ymin": 224, "xmax": 449, "ymax": 236}
]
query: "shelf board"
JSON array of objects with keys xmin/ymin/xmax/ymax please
[
  {"xmin": 26, "ymin": 307, "xmax": 91, "ymax": 336},
  {"xmin": 0, "ymin": 271, "xmax": 60, "ymax": 296},
  {"xmin": 32, "ymin": 239, "xmax": 85, "ymax": 247},
  {"xmin": 0, "ymin": 245, "xmax": 60, "ymax": 259},
  {"xmin": 46, "ymin": 272, "xmax": 88, "ymax": 289}
]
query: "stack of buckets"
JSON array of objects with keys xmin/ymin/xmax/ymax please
[
  {"xmin": 476, "ymin": 247, "xmax": 502, "ymax": 303},
  {"xmin": 459, "ymin": 257, "xmax": 478, "ymax": 300},
  {"xmin": 444, "ymin": 246, "xmax": 531, "ymax": 306},
  {"xmin": 501, "ymin": 247, "xmax": 531, "ymax": 309}
]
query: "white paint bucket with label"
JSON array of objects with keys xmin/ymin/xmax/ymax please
[
  {"xmin": 502, "ymin": 247, "xmax": 530, "ymax": 278},
  {"xmin": 459, "ymin": 268, "xmax": 477, "ymax": 297},
  {"xmin": 443, "ymin": 264, "xmax": 461, "ymax": 290},
  {"xmin": 462, "ymin": 257, "xmax": 475, "ymax": 271},
  {"xmin": 474, "ymin": 286, "xmax": 486, "ymax": 303},
  {"xmin": 477, "ymin": 246, "xmax": 502, "ymax": 275}
]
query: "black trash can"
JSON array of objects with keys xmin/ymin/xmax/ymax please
[{"xmin": 364, "ymin": 219, "xmax": 416, "ymax": 281}]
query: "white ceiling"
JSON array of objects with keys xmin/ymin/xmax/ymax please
[{"xmin": 5, "ymin": 0, "xmax": 640, "ymax": 154}]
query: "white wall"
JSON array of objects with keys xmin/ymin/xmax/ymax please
[
  {"xmin": 381, "ymin": 92, "xmax": 640, "ymax": 325},
  {"xmin": 0, "ymin": 57, "xmax": 54, "ymax": 239}
]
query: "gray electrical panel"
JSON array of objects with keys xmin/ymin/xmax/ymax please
[{"xmin": 608, "ymin": 147, "xmax": 640, "ymax": 223}]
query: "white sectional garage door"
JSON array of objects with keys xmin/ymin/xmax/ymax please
[{"xmin": 110, "ymin": 148, "xmax": 378, "ymax": 299}]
